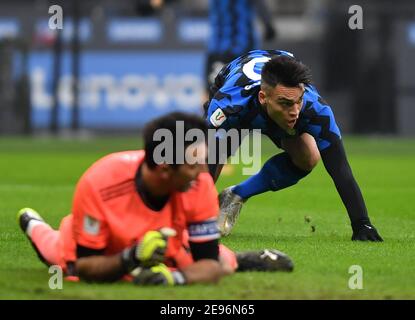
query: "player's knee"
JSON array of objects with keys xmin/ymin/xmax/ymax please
[
  {"xmin": 294, "ymin": 152, "xmax": 320, "ymax": 172},
  {"xmin": 310, "ymin": 151, "xmax": 321, "ymax": 169}
]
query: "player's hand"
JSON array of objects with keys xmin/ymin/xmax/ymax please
[
  {"xmin": 121, "ymin": 228, "xmax": 176, "ymax": 271},
  {"xmin": 132, "ymin": 264, "xmax": 186, "ymax": 286},
  {"xmin": 135, "ymin": 228, "xmax": 176, "ymax": 266},
  {"xmin": 352, "ymin": 223, "xmax": 383, "ymax": 242}
]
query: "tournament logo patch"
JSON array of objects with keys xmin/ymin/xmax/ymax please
[
  {"xmin": 209, "ymin": 108, "xmax": 227, "ymax": 128},
  {"xmin": 83, "ymin": 215, "xmax": 100, "ymax": 235}
]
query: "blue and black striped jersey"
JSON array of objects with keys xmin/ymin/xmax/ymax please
[
  {"xmin": 208, "ymin": 0, "xmax": 259, "ymax": 56},
  {"xmin": 206, "ymin": 50, "xmax": 374, "ymax": 229},
  {"xmin": 205, "ymin": 49, "xmax": 341, "ymax": 151}
]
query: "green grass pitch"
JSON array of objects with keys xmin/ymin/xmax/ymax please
[{"xmin": 0, "ymin": 136, "xmax": 414, "ymax": 299}]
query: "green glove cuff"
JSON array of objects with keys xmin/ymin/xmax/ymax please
[{"xmin": 120, "ymin": 245, "xmax": 140, "ymax": 273}]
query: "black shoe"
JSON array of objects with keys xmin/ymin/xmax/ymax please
[
  {"xmin": 17, "ymin": 208, "xmax": 49, "ymax": 266},
  {"xmin": 236, "ymin": 249, "xmax": 294, "ymax": 272},
  {"xmin": 17, "ymin": 207, "xmax": 44, "ymax": 234}
]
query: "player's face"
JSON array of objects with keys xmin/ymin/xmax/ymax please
[
  {"xmin": 170, "ymin": 143, "xmax": 208, "ymax": 192},
  {"xmin": 259, "ymin": 84, "xmax": 305, "ymax": 131}
]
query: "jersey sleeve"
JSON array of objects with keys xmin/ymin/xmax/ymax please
[
  {"xmin": 71, "ymin": 175, "xmax": 110, "ymax": 250},
  {"xmin": 184, "ymin": 173, "xmax": 220, "ymax": 243},
  {"xmin": 206, "ymin": 50, "xmax": 295, "ymax": 131},
  {"xmin": 302, "ymin": 90, "xmax": 371, "ymax": 226},
  {"xmin": 206, "ymin": 87, "xmax": 248, "ymax": 130},
  {"xmin": 302, "ymin": 94, "xmax": 342, "ymax": 151}
]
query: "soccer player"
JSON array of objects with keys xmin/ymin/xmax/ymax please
[
  {"xmin": 17, "ymin": 112, "xmax": 293, "ymax": 286},
  {"xmin": 206, "ymin": 0, "xmax": 276, "ymax": 92},
  {"xmin": 204, "ymin": 50, "xmax": 383, "ymax": 242}
]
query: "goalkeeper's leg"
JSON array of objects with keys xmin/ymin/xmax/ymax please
[
  {"xmin": 235, "ymin": 249, "xmax": 294, "ymax": 272},
  {"xmin": 218, "ymin": 244, "xmax": 238, "ymax": 274},
  {"xmin": 218, "ymin": 244, "xmax": 294, "ymax": 272},
  {"xmin": 17, "ymin": 208, "xmax": 62, "ymax": 267}
]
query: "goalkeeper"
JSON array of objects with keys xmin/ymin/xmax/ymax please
[{"xmin": 17, "ymin": 112, "xmax": 292, "ymax": 286}]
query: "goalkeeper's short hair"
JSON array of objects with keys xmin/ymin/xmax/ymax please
[{"xmin": 143, "ymin": 112, "xmax": 208, "ymax": 169}]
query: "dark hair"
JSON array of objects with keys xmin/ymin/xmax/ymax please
[
  {"xmin": 261, "ymin": 55, "xmax": 312, "ymax": 88},
  {"xmin": 143, "ymin": 112, "xmax": 208, "ymax": 169}
]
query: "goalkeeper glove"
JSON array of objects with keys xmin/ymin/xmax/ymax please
[
  {"xmin": 132, "ymin": 264, "xmax": 186, "ymax": 286},
  {"xmin": 352, "ymin": 222, "xmax": 383, "ymax": 242},
  {"xmin": 121, "ymin": 227, "xmax": 176, "ymax": 272}
]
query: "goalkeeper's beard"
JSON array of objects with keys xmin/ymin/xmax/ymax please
[{"xmin": 177, "ymin": 181, "xmax": 193, "ymax": 192}]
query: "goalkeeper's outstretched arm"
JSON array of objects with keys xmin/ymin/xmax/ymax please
[
  {"xmin": 75, "ymin": 252, "xmax": 125, "ymax": 282},
  {"xmin": 179, "ymin": 259, "xmax": 225, "ymax": 284},
  {"xmin": 75, "ymin": 228, "xmax": 173, "ymax": 282}
]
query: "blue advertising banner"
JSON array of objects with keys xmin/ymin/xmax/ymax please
[
  {"xmin": 29, "ymin": 51, "xmax": 205, "ymax": 128},
  {"xmin": 0, "ymin": 18, "xmax": 19, "ymax": 39},
  {"xmin": 107, "ymin": 18, "xmax": 162, "ymax": 43},
  {"xmin": 35, "ymin": 18, "xmax": 92, "ymax": 43},
  {"xmin": 178, "ymin": 19, "xmax": 209, "ymax": 43}
]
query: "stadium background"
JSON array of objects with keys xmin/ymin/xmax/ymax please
[
  {"xmin": 1, "ymin": 0, "xmax": 415, "ymax": 300},
  {"xmin": 1, "ymin": 0, "xmax": 414, "ymax": 135}
]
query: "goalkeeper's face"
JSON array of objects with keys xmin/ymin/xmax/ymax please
[{"xmin": 170, "ymin": 142, "xmax": 208, "ymax": 192}]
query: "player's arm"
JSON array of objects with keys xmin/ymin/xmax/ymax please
[
  {"xmin": 75, "ymin": 247, "xmax": 125, "ymax": 282},
  {"xmin": 178, "ymin": 258, "xmax": 224, "ymax": 284},
  {"xmin": 186, "ymin": 217, "xmax": 232, "ymax": 283},
  {"xmin": 307, "ymin": 102, "xmax": 383, "ymax": 241},
  {"xmin": 186, "ymin": 173, "xmax": 233, "ymax": 282},
  {"xmin": 75, "ymin": 228, "xmax": 173, "ymax": 282},
  {"xmin": 205, "ymin": 94, "xmax": 245, "ymax": 181},
  {"xmin": 134, "ymin": 175, "xmax": 230, "ymax": 286},
  {"xmin": 206, "ymin": 103, "xmax": 231, "ymax": 181},
  {"xmin": 71, "ymin": 177, "xmax": 125, "ymax": 282},
  {"xmin": 72, "ymin": 177, "xmax": 172, "ymax": 282},
  {"xmin": 132, "ymin": 227, "xmax": 227, "ymax": 285},
  {"xmin": 134, "ymin": 176, "xmax": 231, "ymax": 285}
]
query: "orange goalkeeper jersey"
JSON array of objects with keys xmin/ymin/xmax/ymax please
[{"xmin": 59, "ymin": 150, "xmax": 220, "ymax": 269}]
